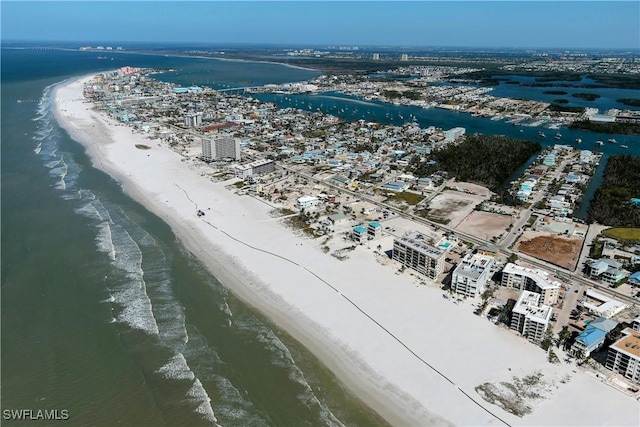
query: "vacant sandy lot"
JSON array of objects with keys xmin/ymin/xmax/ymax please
[
  {"xmin": 457, "ymin": 211, "xmax": 513, "ymax": 240},
  {"xmin": 517, "ymin": 231, "xmax": 583, "ymax": 270},
  {"xmin": 423, "ymin": 191, "xmax": 485, "ymax": 227},
  {"xmin": 451, "ymin": 181, "xmax": 493, "ymax": 197}
]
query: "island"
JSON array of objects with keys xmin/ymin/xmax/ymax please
[{"xmin": 50, "ymin": 66, "xmax": 640, "ymax": 427}]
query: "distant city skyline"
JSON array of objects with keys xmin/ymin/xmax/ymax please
[{"xmin": 2, "ymin": 1, "xmax": 639, "ymax": 50}]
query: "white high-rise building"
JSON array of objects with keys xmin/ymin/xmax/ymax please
[
  {"xmin": 184, "ymin": 112, "xmax": 202, "ymax": 128},
  {"xmin": 400, "ymin": 53, "xmax": 409, "ymax": 61},
  {"xmin": 201, "ymin": 138, "xmax": 213, "ymax": 161},
  {"xmin": 451, "ymin": 253, "xmax": 494, "ymax": 297},
  {"xmin": 201, "ymin": 136, "xmax": 240, "ymax": 161},
  {"xmin": 501, "ymin": 263, "xmax": 560, "ymax": 305},
  {"xmin": 233, "ymin": 159, "xmax": 276, "ymax": 179},
  {"xmin": 372, "ymin": 53, "xmax": 380, "ymax": 60},
  {"xmin": 392, "ymin": 232, "xmax": 445, "ymax": 281}
]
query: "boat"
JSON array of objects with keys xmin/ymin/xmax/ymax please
[
  {"xmin": 538, "ymin": 131, "xmax": 546, "ymax": 138},
  {"xmin": 621, "ymin": 145, "xmax": 628, "ymax": 149},
  {"xmin": 595, "ymin": 140, "xmax": 604, "ymax": 146},
  {"xmin": 608, "ymin": 138, "xmax": 617, "ymax": 144},
  {"xmin": 575, "ymin": 138, "xmax": 582, "ymax": 144},
  {"xmin": 554, "ymin": 133, "xmax": 562, "ymax": 140}
]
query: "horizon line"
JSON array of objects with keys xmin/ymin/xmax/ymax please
[{"xmin": 3, "ymin": 39, "xmax": 640, "ymax": 52}]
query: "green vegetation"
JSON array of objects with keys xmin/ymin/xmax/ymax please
[
  {"xmin": 558, "ymin": 326, "xmax": 571, "ymax": 348},
  {"xmin": 602, "ymin": 227, "xmax": 640, "ymax": 242},
  {"xmin": 385, "ymin": 191, "xmax": 425, "ymax": 206},
  {"xmin": 383, "ymin": 89, "xmax": 402, "ymax": 99},
  {"xmin": 543, "ymin": 90, "xmax": 568, "ymax": 95},
  {"xmin": 590, "ymin": 73, "xmax": 640, "ymax": 90},
  {"xmin": 552, "ymin": 99, "xmax": 569, "ymax": 104},
  {"xmin": 499, "ymin": 299, "xmax": 517, "ymax": 325},
  {"xmin": 233, "ymin": 181, "xmax": 246, "ymax": 188},
  {"xmin": 568, "ymin": 120, "xmax": 640, "ymax": 136},
  {"xmin": 547, "ymin": 103, "xmax": 585, "ymax": 113},
  {"xmin": 135, "ymin": 144, "xmax": 151, "ymax": 149},
  {"xmin": 413, "ymin": 135, "xmax": 541, "ymax": 191},
  {"xmin": 285, "ymin": 213, "xmax": 318, "ymax": 238},
  {"xmin": 617, "ymin": 98, "xmax": 640, "ymax": 107},
  {"xmin": 535, "ymin": 73, "xmax": 582, "ymax": 82},
  {"xmin": 572, "ymin": 92, "xmax": 600, "ymax": 101},
  {"xmin": 383, "ymin": 89, "xmax": 423, "ymax": 100},
  {"xmin": 541, "ymin": 330, "xmax": 553, "ymax": 351},
  {"xmin": 415, "ymin": 208, "xmax": 449, "ymax": 225},
  {"xmin": 589, "ymin": 239, "xmax": 604, "ymax": 258},
  {"xmin": 303, "ymin": 129, "xmax": 326, "ymax": 138},
  {"xmin": 589, "ymin": 155, "xmax": 640, "ymax": 226}
]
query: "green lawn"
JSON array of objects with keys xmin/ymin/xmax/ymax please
[
  {"xmin": 385, "ymin": 191, "xmax": 425, "ymax": 206},
  {"xmin": 602, "ymin": 227, "xmax": 640, "ymax": 241}
]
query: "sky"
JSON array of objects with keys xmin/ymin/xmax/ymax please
[{"xmin": 1, "ymin": 1, "xmax": 639, "ymax": 50}]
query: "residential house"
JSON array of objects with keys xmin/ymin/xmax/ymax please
[{"xmin": 570, "ymin": 317, "xmax": 617, "ymax": 357}]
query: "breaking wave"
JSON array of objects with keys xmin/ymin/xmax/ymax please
[{"xmin": 34, "ymin": 82, "xmax": 216, "ymax": 424}]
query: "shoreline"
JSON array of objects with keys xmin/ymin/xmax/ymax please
[{"xmin": 53, "ymin": 73, "xmax": 640, "ymax": 427}]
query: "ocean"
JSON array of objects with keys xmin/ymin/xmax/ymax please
[
  {"xmin": 1, "ymin": 48, "xmax": 383, "ymax": 427},
  {"xmin": 1, "ymin": 46, "xmax": 639, "ymax": 426}
]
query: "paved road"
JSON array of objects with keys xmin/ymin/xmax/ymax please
[
  {"xmin": 499, "ymin": 156, "xmax": 572, "ymax": 249},
  {"xmin": 552, "ymin": 282, "xmax": 586, "ymax": 334},
  {"xmin": 280, "ymin": 164, "xmax": 638, "ymax": 309}
]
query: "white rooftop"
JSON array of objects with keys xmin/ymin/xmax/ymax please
[
  {"xmin": 513, "ymin": 290, "xmax": 552, "ymax": 323},
  {"xmin": 503, "ymin": 263, "xmax": 561, "ymax": 290}
]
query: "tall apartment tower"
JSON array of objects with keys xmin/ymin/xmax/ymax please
[
  {"xmin": 184, "ymin": 112, "xmax": 202, "ymax": 128},
  {"xmin": 392, "ymin": 232, "xmax": 445, "ymax": 281},
  {"xmin": 201, "ymin": 136, "xmax": 240, "ymax": 161},
  {"xmin": 372, "ymin": 53, "xmax": 380, "ymax": 61},
  {"xmin": 400, "ymin": 53, "xmax": 409, "ymax": 61}
]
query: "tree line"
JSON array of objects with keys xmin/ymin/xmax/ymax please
[
  {"xmin": 588, "ymin": 155, "xmax": 640, "ymax": 226},
  {"xmin": 412, "ymin": 135, "xmax": 541, "ymax": 191}
]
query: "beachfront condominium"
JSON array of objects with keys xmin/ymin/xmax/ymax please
[
  {"xmin": 451, "ymin": 253, "xmax": 495, "ymax": 297},
  {"xmin": 392, "ymin": 232, "xmax": 445, "ymax": 281},
  {"xmin": 233, "ymin": 159, "xmax": 276, "ymax": 179},
  {"xmin": 202, "ymin": 136, "xmax": 241, "ymax": 161},
  {"xmin": 510, "ymin": 290, "xmax": 552, "ymax": 343},
  {"xmin": 605, "ymin": 328, "xmax": 640, "ymax": 384},
  {"xmin": 501, "ymin": 263, "xmax": 560, "ymax": 305}
]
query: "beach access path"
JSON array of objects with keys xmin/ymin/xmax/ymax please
[{"xmin": 54, "ymin": 74, "xmax": 640, "ymax": 427}]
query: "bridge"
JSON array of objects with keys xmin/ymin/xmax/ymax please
[{"xmin": 215, "ymin": 86, "xmax": 263, "ymax": 93}]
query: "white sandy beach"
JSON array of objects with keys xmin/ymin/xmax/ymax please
[{"xmin": 54, "ymin": 74, "xmax": 640, "ymax": 426}]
